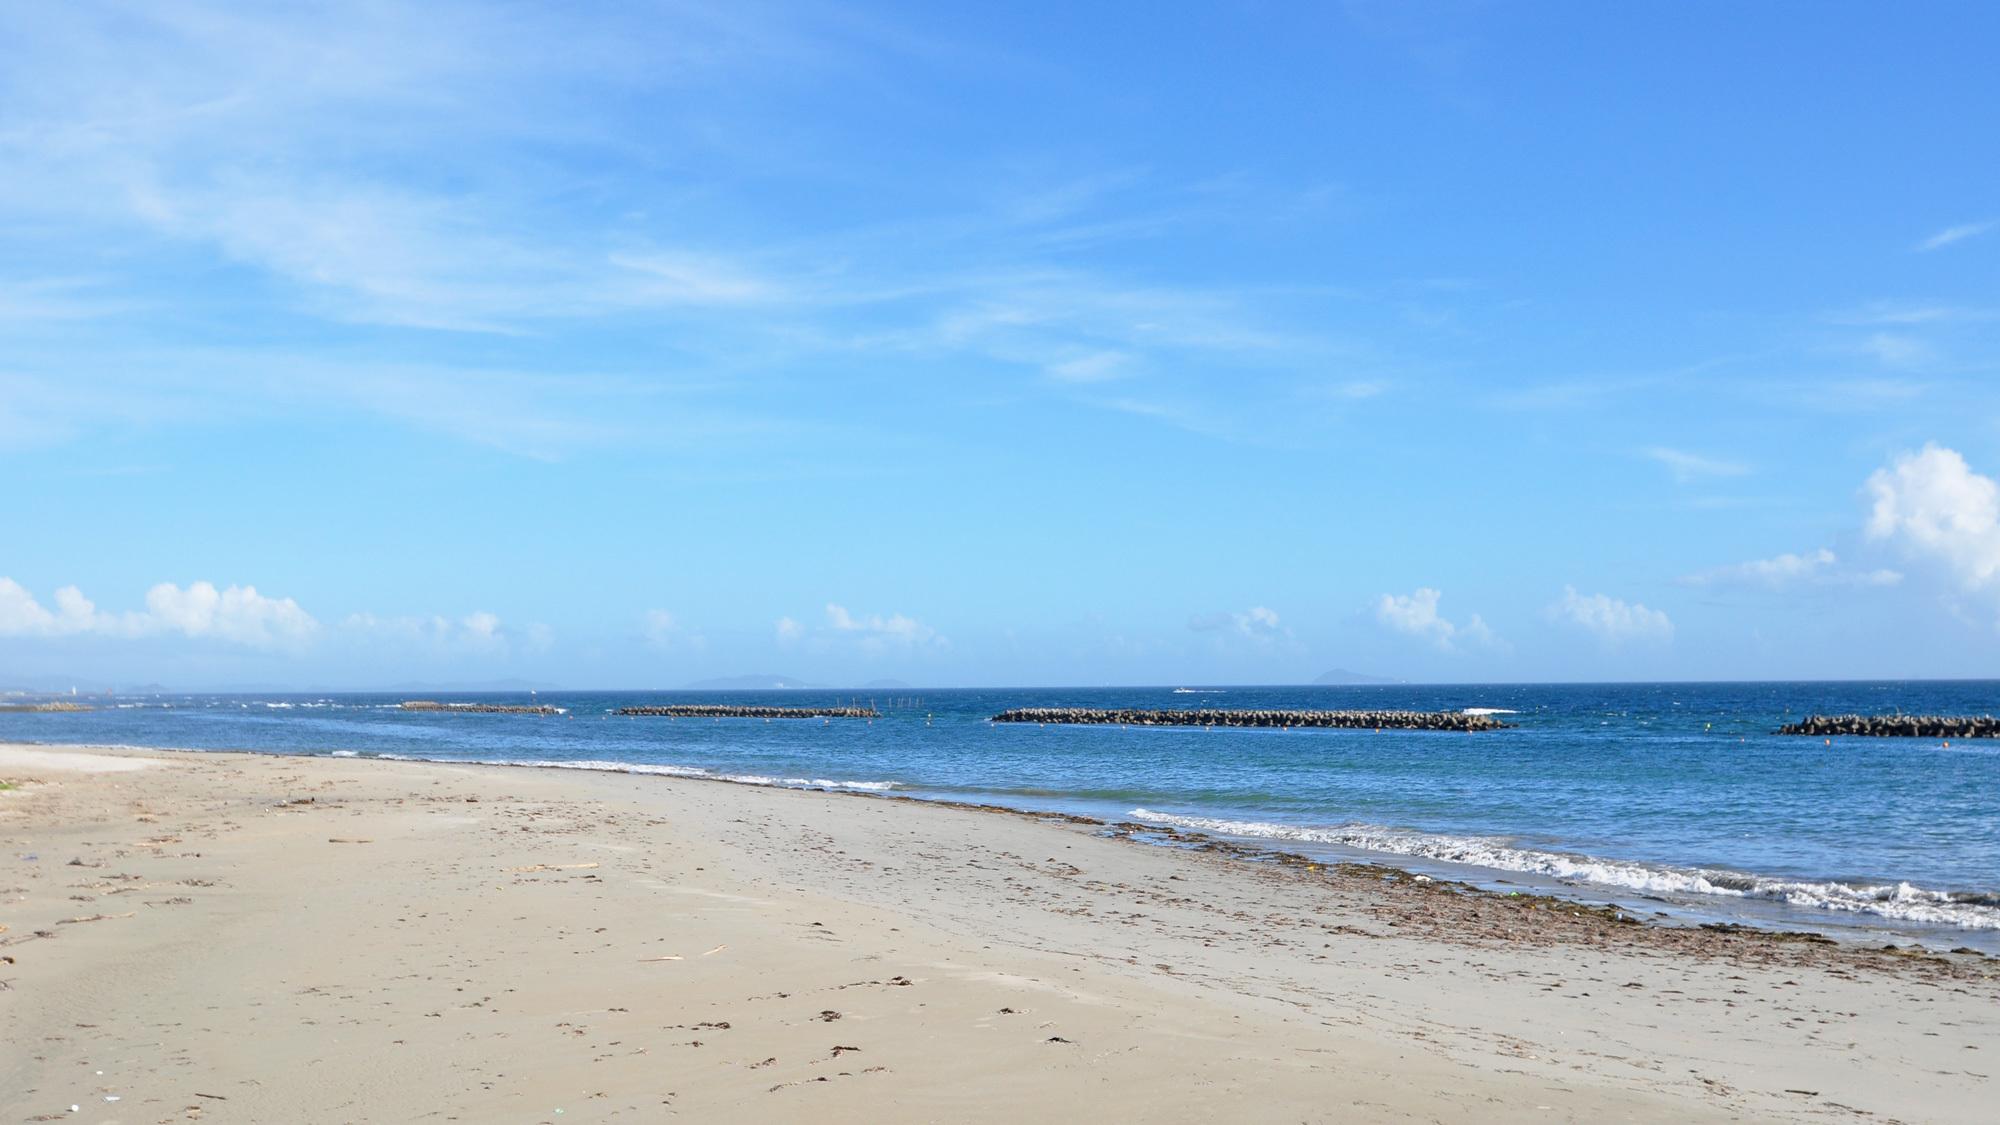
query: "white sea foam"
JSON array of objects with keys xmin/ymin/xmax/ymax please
[
  {"xmin": 372, "ymin": 754, "xmax": 900, "ymax": 792},
  {"xmin": 1129, "ymin": 809, "xmax": 2000, "ymax": 932},
  {"xmin": 1462, "ymin": 708, "xmax": 1518, "ymax": 715}
]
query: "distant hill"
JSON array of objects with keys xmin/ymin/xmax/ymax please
[
  {"xmin": 684, "ymin": 674, "xmax": 830, "ymax": 690},
  {"xmin": 1312, "ymin": 668, "xmax": 1403, "ymax": 685},
  {"xmin": 857, "ymin": 678, "xmax": 912, "ymax": 690}
]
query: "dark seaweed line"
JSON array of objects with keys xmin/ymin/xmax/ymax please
[{"xmin": 989, "ymin": 708, "xmax": 1512, "ymax": 732}]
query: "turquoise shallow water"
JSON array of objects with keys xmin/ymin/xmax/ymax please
[{"xmin": 7, "ymin": 681, "xmax": 1998, "ymax": 948}]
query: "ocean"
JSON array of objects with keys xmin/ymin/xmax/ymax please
[{"xmin": 7, "ymin": 681, "xmax": 1998, "ymax": 951}]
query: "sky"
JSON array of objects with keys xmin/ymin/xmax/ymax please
[{"xmin": 3, "ymin": 1, "xmax": 1999, "ymax": 690}]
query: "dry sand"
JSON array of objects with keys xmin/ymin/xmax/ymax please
[{"xmin": 1, "ymin": 742, "xmax": 1994, "ymax": 1123}]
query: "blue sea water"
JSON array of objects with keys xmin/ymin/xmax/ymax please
[{"xmin": 7, "ymin": 681, "xmax": 1999, "ymax": 950}]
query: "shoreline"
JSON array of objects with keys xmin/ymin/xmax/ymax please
[
  {"xmin": 4, "ymin": 740, "xmax": 1996, "ymax": 1122},
  {"xmin": 7, "ymin": 736, "xmax": 1996, "ymax": 953}
]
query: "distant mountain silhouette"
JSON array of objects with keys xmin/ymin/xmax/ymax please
[
  {"xmin": 1312, "ymin": 668, "xmax": 1402, "ymax": 685},
  {"xmin": 683, "ymin": 674, "xmax": 830, "ymax": 690}
]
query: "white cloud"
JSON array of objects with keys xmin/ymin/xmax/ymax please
[
  {"xmin": 1864, "ymin": 444, "xmax": 2000, "ymax": 590},
  {"xmin": 825, "ymin": 603, "xmax": 936, "ymax": 644},
  {"xmin": 641, "ymin": 609, "xmax": 703, "ymax": 651},
  {"xmin": 1916, "ymin": 220, "xmax": 1996, "ymax": 252},
  {"xmin": 1858, "ymin": 333, "xmax": 1930, "ymax": 368},
  {"xmin": 1046, "ymin": 350, "xmax": 1132, "ymax": 382},
  {"xmin": 1187, "ymin": 605, "xmax": 1285, "ymax": 640},
  {"xmin": 1679, "ymin": 548, "xmax": 1901, "ymax": 591},
  {"xmin": 0, "ymin": 578, "xmax": 315, "ymax": 645},
  {"xmin": 1648, "ymin": 447, "xmax": 1749, "ymax": 482},
  {"xmin": 775, "ymin": 615, "xmax": 806, "ymax": 641},
  {"xmin": 340, "ymin": 610, "xmax": 511, "ymax": 651},
  {"xmin": 142, "ymin": 582, "xmax": 317, "ymax": 644},
  {"xmin": 1547, "ymin": 586, "xmax": 1673, "ymax": 643},
  {"xmin": 1371, "ymin": 588, "xmax": 1498, "ymax": 652}
]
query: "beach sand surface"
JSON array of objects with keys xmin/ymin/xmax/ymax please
[{"xmin": 2, "ymin": 743, "xmax": 1994, "ymax": 1123}]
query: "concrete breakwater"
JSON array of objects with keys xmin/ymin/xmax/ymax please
[
  {"xmin": 0, "ymin": 702, "xmax": 93, "ymax": 712},
  {"xmin": 1778, "ymin": 714, "xmax": 2000, "ymax": 738},
  {"xmin": 989, "ymin": 708, "xmax": 1514, "ymax": 731},
  {"xmin": 400, "ymin": 701, "xmax": 563, "ymax": 715},
  {"xmin": 617, "ymin": 705, "xmax": 880, "ymax": 719}
]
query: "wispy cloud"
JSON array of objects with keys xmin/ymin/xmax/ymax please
[
  {"xmin": 774, "ymin": 603, "xmax": 943, "ymax": 654},
  {"xmin": 341, "ymin": 610, "xmax": 519, "ymax": 653},
  {"xmin": 1647, "ymin": 447, "xmax": 1749, "ymax": 482},
  {"xmin": 1678, "ymin": 549, "xmax": 1900, "ymax": 592},
  {"xmin": 1545, "ymin": 587, "xmax": 1672, "ymax": 643},
  {"xmin": 1187, "ymin": 606, "xmax": 1287, "ymax": 642},
  {"xmin": 640, "ymin": 609, "xmax": 704, "ymax": 651},
  {"xmin": 1916, "ymin": 221, "xmax": 1996, "ymax": 252}
]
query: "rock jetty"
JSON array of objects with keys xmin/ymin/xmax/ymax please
[
  {"xmin": 400, "ymin": 701, "xmax": 563, "ymax": 715},
  {"xmin": 0, "ymin": 702, "xmax": 92, "ymax": 712},
  {"xmin": 1777, "ymin": 714, "xmax": 2000, "ymax": 738},
  {"xmin": 989, "ymin": 708, "xmax": 1513, "ymax": 731},
  {"xmin": 617, "ymin": 705, "xmax": 880, "ymax": 719}
]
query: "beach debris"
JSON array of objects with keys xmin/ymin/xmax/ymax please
[
  {"xmin": 990, "ymin": 707, "xmax": 1514, "ymax": 731},
  {"xmin": 703, "ymin": 944, "xmax": 727, "ymax": 956},
  {"xmin": 815, "ymin": 1009, "xmax": 842, "ymax": 1021},
  {"xmin": 830, "ymin": 1045, "xmax": 861, "ymax": 1056},
  {"xmin": 1046, "ymin": 1036, "xmax": 1073, "ymax": 1043},
  {"xmin": 617, "ymin": 705, "xmax": 878, "ymax": 719},
  {"xmin": 502, "ymin": 862, "xmax": 599, "ymax": 872},
  {"xmin": 327, "ymin": 838, "xmax": 373, "ymax": 844},
  {"xmin": 638, "ymin": 955, "xmax": 683, "ymax": 962},
  {"xmin": 57, "ymin": 912, "xmax": 134, "ymax": 924}
]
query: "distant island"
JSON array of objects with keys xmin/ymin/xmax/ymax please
[{"xmin": 1312, "ymin": 668, "xmax": 1403, "ymax": 685}]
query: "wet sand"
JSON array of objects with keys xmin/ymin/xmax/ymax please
[{"xmin": 2, "ymin": 742, "xmax": 1994, "ymax": 1123}]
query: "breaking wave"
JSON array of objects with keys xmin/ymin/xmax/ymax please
[{"xmin": 1128, "ymin": 809, "xmax": 2000, "ymax": 931}]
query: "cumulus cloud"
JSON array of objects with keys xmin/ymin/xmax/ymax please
[
  {"xmin": 1187, "ymin": 606, "xmax": 1285, "ymax": 640},
  {"xmin": 775, "ymin": 615, "xmax": 805, "ymax": 641},
  {"xmin": 1679, "ymin": 549, "xmax": 1901, "ymax": 591},
  {"xmin": 1371, "ymin": 588, "xmax": 1498, "ymax": 652},
  {"xmin": 1864, "ymin": 444, "xmax": 2000, "ymax": 590},
  {"xmin": 0, "ymin": 578, "xmax": 316, "ymax": 645},
  {"xmin": 1546, "ymin": 586, "xmax": 1673, "ymax": 643}
]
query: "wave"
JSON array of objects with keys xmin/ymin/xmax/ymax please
[
  {"xmin": 1462, "ymin": 708, "xmax": 1518, "ymax": 715},
  {"xmin": 1128, "ymin": 809, "xmax": 2000, "ymax": 932},
  {"xmin": 371, "ymin": 753, "xmax": 901, "ymax": 792}
]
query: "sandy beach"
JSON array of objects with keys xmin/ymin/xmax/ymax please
[{"xmin": 2, "ymin": 743, "xmax": 1994, "ymax": 1124}]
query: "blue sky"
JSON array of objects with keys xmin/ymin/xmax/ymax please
[{"xmin": 3, "ymin": 1, "xmax": 1999, "ymax": 689}]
